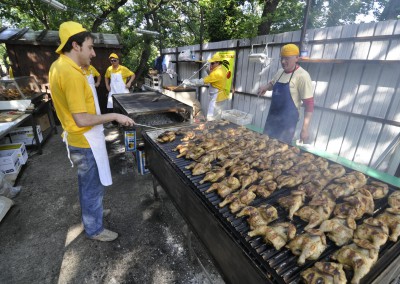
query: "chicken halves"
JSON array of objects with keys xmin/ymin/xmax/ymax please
[
  {"xmin": 332, "ymin": 239, "xmax": 378, "ymax": 284},
  {"xmin": 286, "ymin": 229, "xmax": 327, "ymax": 265},
  {"xmin": 278, "ymin": 190, "xmax": 306, "ymax": 220},
  {"xmin": 237, "ymin": 205, "xmax": 278, "ymax": 229},
  {"xmin": 377, "ymin": 207, "xmax": 400, "ymax": 242},
  {"xmin": 301, "ymin": 262, "xmax": 347, "ymax": 284},
  {"xmin": 319, "ymin": 217, "xmax": 356, "ymax": 247},
  {"xmin": 354, "ymin": 217, "xmax": 389, "ymax": 248},
  {"xmin": 248, "ymin": 222, "xmax": 296, "ymax": 250}
]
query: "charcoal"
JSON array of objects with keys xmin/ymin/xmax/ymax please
[{"xmin": 134, "ymin": 112, "xmax": 184, "ymax": 126}]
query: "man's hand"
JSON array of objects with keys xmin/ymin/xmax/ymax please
[
  {"xmin": 106, "ymin": 85, "xmax": 111, "ymax": 92},
  {"xmin": 95, "ymin": 82, "xmax": 100, "ymax": 88},
  {"xmin": 182, "ymin": 79, "xmax": 192, "ymax": 86},
  {"xmin": 300, "ymin": 128, "xmax": 309, "ymax": 143},
  {"xmin": 258, "ymin": 82, "xmax": 272, "ymax": 96},
  {"xmin": 114, "ymin": 114, "xmax": 135, "ymax": 127}
]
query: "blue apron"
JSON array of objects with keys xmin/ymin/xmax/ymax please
[{"xmin": 263, "ymin": 70, "xmax": 299, "ymax": 143}]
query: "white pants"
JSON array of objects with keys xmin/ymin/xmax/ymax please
[{"xmin": 207, "ymin": 99, "xmax": 229, "ymax": 121}]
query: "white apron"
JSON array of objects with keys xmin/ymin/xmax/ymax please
[
  {"xmin": 107, "ymin": 73, "xmax": 129, "ymax": 108},
  {"xmin": 207, "ymin": 86, "xmax": 218, "ymax": 120}
]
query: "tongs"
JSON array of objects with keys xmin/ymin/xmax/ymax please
[{"xmin": 133, "ymin": 123, "xmax": 164, "ymax": 130}]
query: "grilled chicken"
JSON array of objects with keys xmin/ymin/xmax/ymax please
[
  {"xmin": 360, "ymin": 181, "xmax": 389, "ymax": 199},
  {"xmin": 248, "ymin": 222, "xmax": 296, "ymax": 250},
  {"xmin": 278, "ymin": 190, "xmax": 306, "ymax": 220},
  {"xmin": 258, "ymin": 169, "xmax": 282, "ymax": 183},
  {"xmin": 205, "ymin": 176, "xmax": 241, "ymax": 198},
  {"xmin": 354, "ymin": 217, "xmax": 389, "ymax": 248},
  {"xmin": 319, "ymin": 217, "xmax": 356, "ymax": 246},
  {"xmin": 313, "ymin": 157, "xmax": 330, "ymax": 170},
  {"xmin": 287, "ymin": 163, "xmax": 319, "ymax": 178},
  {"xmin": 248, "ymin": 184, "xmax": 276, "ymax": 198},
  {"xmin": 219, "ymin": 189, "xmax": 256, "ymax": 213},
  {"xmin": 191, "ymin": 162, "xmax": 212, "ymax": 175},
  {"xmin": 238, "ymin": 170, "xmax": 259, "ymax": 190},
  {"xmin": 195, "ymin": 151, "xmax": 218, "ymax": 164},
  {"xmin": 333, "ymin": 171, "xmax": 367, "ymax": 189},
  {"xmin": 287, "ymin": 229, "xmax": 327, "ymax": 265},
  {"xmin": 296, "ymin": 194, "xmax": 336, "ymax": 229},
  {"xmin": 237, "ymin": 205, "xmax": 278, "ymax": 229},
  {"xmin": 157, "ymin": 131, "xmax": 176, "ymax": 143},
  {"xmin": 334, "ymin": 188, "xmax": 374, "ymax": 219},
  {"xmin": 181, "ymin": 131, "xmax": 196, "ymax": 141},
  {"xmin": 332, "ymin": 239, "xmax": 378, "ymax": 284},
  {"xmin": 323, "ymin": 183, "xmax": 356, "ymax": 199},
  {"xmin": 276, "ymin": 174, "xmax": 303, "ymax": 189},
  {"xmin": 301, "ymin": 262, "xmax": 347, "ymax": 284},
  {"xmin": 377, "ymin": 208, "xmax": 400, "ymax": 242},
  {"xmin": 199, "ymin": 167, "xmax": 226, "ymax": 184},
  {"xmin": 184, "ymin": 147, "xmax": 206, "ymax": 160},
  {"xmin": 388, "ymin": 191, "xmax": 400, "ymax": 209}
]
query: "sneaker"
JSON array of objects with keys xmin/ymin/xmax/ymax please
[
  {"xmin": 89, "ymin": 229, "xmax": 118, "ymax": 242},
  {"xmin": 103, "ymin": 209, "xmax": 111, "ymax": 217}
]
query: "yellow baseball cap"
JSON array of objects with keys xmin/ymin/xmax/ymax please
[
  {"xmin": 208, "ymin": 53, "xmax": 223, "ymax": 63},
  {"xmin": 109, "ymin": 53, "xmax": 119, "ymax": 59},
  {"xmin": 56, "ymin": 21, "xmax": 87, "ymax": 54},
  {"xmin": 281, "ymin": 44, "xmax": 300, "ymax": 57}
]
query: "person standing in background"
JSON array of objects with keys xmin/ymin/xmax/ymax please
[
  {"xmin": 183, "ymin": 53, "xmax": 230, "ymax": 121},
  {"xmin": 258, "ymin": 44, "xmax": 314, "ymax": 144},
  {"xmin": 104, "ymin": 53, "xmax": 135, "ymax": 111},
  {"xmin": 82, "ymin": 64, "xmax": 101, "ymax": 114},
  {"xmin": 49, "ymin": 21, "xmax": 135, "ymax": 242}
]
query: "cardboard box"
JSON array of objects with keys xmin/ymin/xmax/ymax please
[
  {"xmin": 0, "ymin": 143, "xmax": 28, "ymax": 165},
  {"xmin": 135, "ymin": 147, "xmax": 149, "ymax": 175},
  {"xmin": 36, "ymin": 113, "xmax": 50, "ymax": 132},
  {"xmin": 0, "ymin": 150, "xmax": 21, "ymax": 174},
  {"xmin": 124, "ymin": 130, "xmax": 136, "ymax": 152},
  {"xmin": 9, "ymin": 125, "xmax": 43, "ymax": 145}
]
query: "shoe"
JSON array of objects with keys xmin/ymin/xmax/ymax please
[
  {"xmin": 89, "ymin": 229, "xmax": 118, "ymax": 242},
  {"xmin": 103, "ymin": 209, "xmax": 111, "ymax": 217}
]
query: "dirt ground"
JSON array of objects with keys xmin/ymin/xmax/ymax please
[{"xmin": 0, "ymin": 125, "xmax": 225, "ymax": 284}]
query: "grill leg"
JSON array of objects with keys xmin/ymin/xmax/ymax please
[{"xmin": 152, "ymin": 176, "xmax": 160, "ymax": 199}]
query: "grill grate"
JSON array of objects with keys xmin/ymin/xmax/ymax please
[{"xmin": 143, "ymin": 122, "xmax": 400, "ymax": 283}]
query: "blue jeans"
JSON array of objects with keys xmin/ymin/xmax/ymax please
[{"xmin": 69, "ymin": 146, "xmax": 104, "ymax": 237}]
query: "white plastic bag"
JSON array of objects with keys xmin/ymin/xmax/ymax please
[
  {"xmin": 0, "ymin": 171, "xmax": 21, "ymax": 198},
  {"xmin": 178, "ymin": 49, "xmax": 192, "ymax": 61}
]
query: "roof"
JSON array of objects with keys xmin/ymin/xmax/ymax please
[{"xmin": 0, "ymin": 27, "xmax": 122, "ymax": 48}]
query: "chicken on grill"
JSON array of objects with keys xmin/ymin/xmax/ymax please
[
  {"xmin": 248, "ymin": 183, "xmax": 276, "ymax": 198},
  {"xmin": 196, "ymin": 151, "xmax": 218, "ymax": 164},
  {"xmin": 278, "ymin": 190, "xmax": 306, "ymax": 220},
  {"xmin": 333, "ymin": 171, "xmax": 368, "ymax": 189},
  {"xmin": 301, "ymin": 262, "xmax": 347, "ymax": 284},
  {"xmin": 334, "ymin": 188, "xmax": 374, "ymax": 220},
  {"xmin": 258, "ymin": 169, "xmax": 282, "ymax": 183},
  {"xmin": 199, "ymin": 167, "xmax": 226, "ymax": 184},
  {"xmin": 219, "ymin": 189, "xmax": 256, "ymax": 213},
  {"xmin": 332, "ymin": 239, "xmax": 378, "ymax": 284},
  {"xmin": 296, "ymin": 194, "xmax": 336, "ymax": 229},
  {"xmin": 360, "ymin": 181, "xmax": 389, "ymax": 199},
  {"xmin": 377, "ymin": 207, "xmax": 400, "ymax": 242},
  {"xmin": 205, "ymin": 176, "xmax": 241, "ymax": 198},
  {"xmin": 319, "ymin": 217, "xmax": 356, "ymax": 246},
  {"xmin": 248, "ymin": 222, "xmax": 296, "ymax": 250},
  {"xmin": 354, "ymin": 217, "xmax": 389, "ymax": 248},
  {"xmin": 286, "ymin": 229, "xmax": 327, "ymax": 265},
  {"xmin": 276, "ymin": 174, "xmax": 303, "ymax": 189},
  {"xmin": 237, "ymin": 205, "xmax": 278, "ymax": 229},
  {"xmin": 191, "ymin": 162, "xmax": 212, "ymax": 176},
  {"xmin": 388, "ymin": 191, "xmax": 400, "ymax": 209},
  {"xmin": 157, "ymin": 131, "xmax": 176, "ymax": 143}
]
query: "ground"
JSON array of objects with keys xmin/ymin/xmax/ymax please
[{"xmin": 0, "ymin": 125, "xmax": 224, "ymax": 284}]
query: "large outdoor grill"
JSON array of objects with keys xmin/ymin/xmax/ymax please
[
  {"xmin": 142, "ymin": 121, "xmax": 400, "ymax": 284},
  {"xmin": 112, "ymin": 91, "xmax": 192, "ymax": 139}
]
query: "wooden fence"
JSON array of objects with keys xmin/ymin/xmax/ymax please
[{"xmin": 162, "ymin": 19, "xmax": 400, "ymax": 176}]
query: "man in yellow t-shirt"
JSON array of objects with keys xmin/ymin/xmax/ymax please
[
  {"xmin": 49, "ymin": 21, "xmax": 134, "ymax": 242},
  {"xmin": 104, "ymin": 53, "xmax": 135, "ymax": 111},
  {"xmin": 183, "ymin": 53, "xmax": 229, "ymax": 121}
]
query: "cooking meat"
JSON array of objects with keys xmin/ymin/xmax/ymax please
[
  {"xmin": 191, "ymin": 162, "xmax": 212, "ymax": 176},
  {"xmin": 237, "ymin": 204, "xmax": 278, "ymax": 229},
  {"xmin": 278, "ymin": 190, "xmax": 306, "ymax": 220},
  {"xmin": 377, "ymin": 207, "xmax": 400, "ymax": 242},
  {"xmin": 199, "ymin": 167, "xmax": 226, "ymax": 184},
  {"xmin": 333, "ymin": 171, "xmax": 368, "ymax": 189},
  {"xmin": 195, "ymin": 151, "xmax": 218, "ymax": 164},
  {"xmin": 248, "ymin": 184, "xmax": 276, "ymax": 198},
  {"xmin": 296, "ymin": 194, "xmax": 335, "ymax": 229},
  {"xmin": 301, "ymin": 262, "xmax": 347, "ymax": 284},
  {"xmin": 286, "ymin": 229, "xmax": 327, "ymax": 265},
  {"xmin": 219, "ymin": 189, "xmax": 256, "ymax": 213},
  {"xmin": 276, "ymin": 174, "xmax": 303, "ymax": 189},
  {"xmin": 319, "ymin": 217, "xmax": 356, "ymax": 246},
  {"xmin": 157, "ymin": 130, "xmax": 176, "ymax": 143},
  {"xmin": 248, "ymin": 222, "xmax": 296, "ymax": 250},
  {"xmin": 388, "ymin": 191, "xmax": 400, "ymax": 209},
  {"xmin": 332, "ymin": 239, "xmax": 378, "ymax": 284},
  {"xmin": 354, "ymin": 217, "xmax": 389, "ymax": 248},
  {"xmin": 334, "ymin": 188, "xmax": 374, "ymax": 219},
  {"xmin": 323, "ymin": 183, "xmax": 356, "ymax": 199},
  {"xmin": 258, "ymin": 169, "xmax": 282, "ymax": 183},
  {"xmin": 360, "ymin": 181, "xmax": 389, "ymax": 199}
]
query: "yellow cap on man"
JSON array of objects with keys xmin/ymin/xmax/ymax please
[
  {"xmin": 56, "ymin": 21, "xmax": 87, "ymax": 54},
  {"xmin": 109, "ymin": 53, "xmax": 119, "ymax": 59},
  {"xmin": 208, "ymin": 53, "xmax": 223, "ymax": 63},
  {"xmin": 280, "ymin": 44, "xmax": 300, "ymax": 57}
]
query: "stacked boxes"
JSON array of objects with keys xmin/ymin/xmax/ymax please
[
  {"xmin": 0, "ymin": 143, "xmax": 28, "ymax": 165},
  {"xmin": 8, "ymin": 125, "xmax": 43, "ymax": 145},
  {"xmin": 0, "ymin": 150, "xmax": 21, "ymax": 174}
]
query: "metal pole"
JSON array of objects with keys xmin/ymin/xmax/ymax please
[{"xmin": 300, "ymin": 0, "xmax": 312, "ymax": 44}]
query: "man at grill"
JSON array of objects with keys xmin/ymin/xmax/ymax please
[
  {"xmin": 258, "ymin": 44, "xmax": 314, "ymax": 144},
  {"xmin": 105, "ymin": 53, "xmax": 135, "ymax": 111},
  {"xmin": 183, "ymin": 53, "xmax": 230, "ymax": 121},
  {"xmin": 49, "ymin": 21, "xmax": 135, "ymax": 242}
]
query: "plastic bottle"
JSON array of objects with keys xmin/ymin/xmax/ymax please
[{"xmin": 300, "ymin": 33, "xmax": 309, "ymax": 58}]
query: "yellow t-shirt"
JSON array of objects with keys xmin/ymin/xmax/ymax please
[
  {"xmin": 105, "ymin": 65, "xmax": 134, "ymax": 83},
  {"xmin": 83, "ymin": 65, "xmax": 100, "ymax": 77},
  {"xmin": 203, "ymin": 65, "xmax": 228, "ymax": 102},
  {"xmin": 271, "ymin": 66, "xmax": 313, "ymax": 110},
  {"xmin": 49, "ymin": 54, "xmax": 96, "ymax": 148}
]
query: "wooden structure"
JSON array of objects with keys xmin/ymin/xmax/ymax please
[
  {"xmin": 162, "ymin": 19, "xmax": 400, "ymax": 177},
  {"xmin": 0, "ymin": 27, "xmax": 122, "ymax": 114}
]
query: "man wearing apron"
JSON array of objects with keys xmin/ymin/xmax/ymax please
[
  {"xmin": 49, "ymin": 21, "xmax": 135, "ymax": 242},
  {"xmin": 104, "ymin": 53, "xmax": 135, "ymax": 112},
  {"xmin": 82, "ymin": 64, "xmax": 101, "ymax": 113},
  {"xmin": 258, "ymin": 44, "xmax": 314, "ymax": 144},
  {"xmin": 183, "ymin": 53, "xmax": 229, "ymax": 121}
]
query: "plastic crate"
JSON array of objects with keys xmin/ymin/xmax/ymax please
[{"xmin": 221, "ymin": 109, "xmax": 253, "ymax": 125}]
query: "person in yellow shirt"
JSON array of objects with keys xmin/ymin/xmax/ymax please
[
  {"xmin": 81, "ymin": 64, "xmax": 101, "ymax": 114},
  {"xmin": 183, "ymin": 53, "xmax": 229, "ymax": 121},
  {"xmin": 104, "ymin": 53, "xmax": 135, "ymax": 111},
  {"xmin": 49, "ymin": 21, "xmax": 134, "ymax": 242}
]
